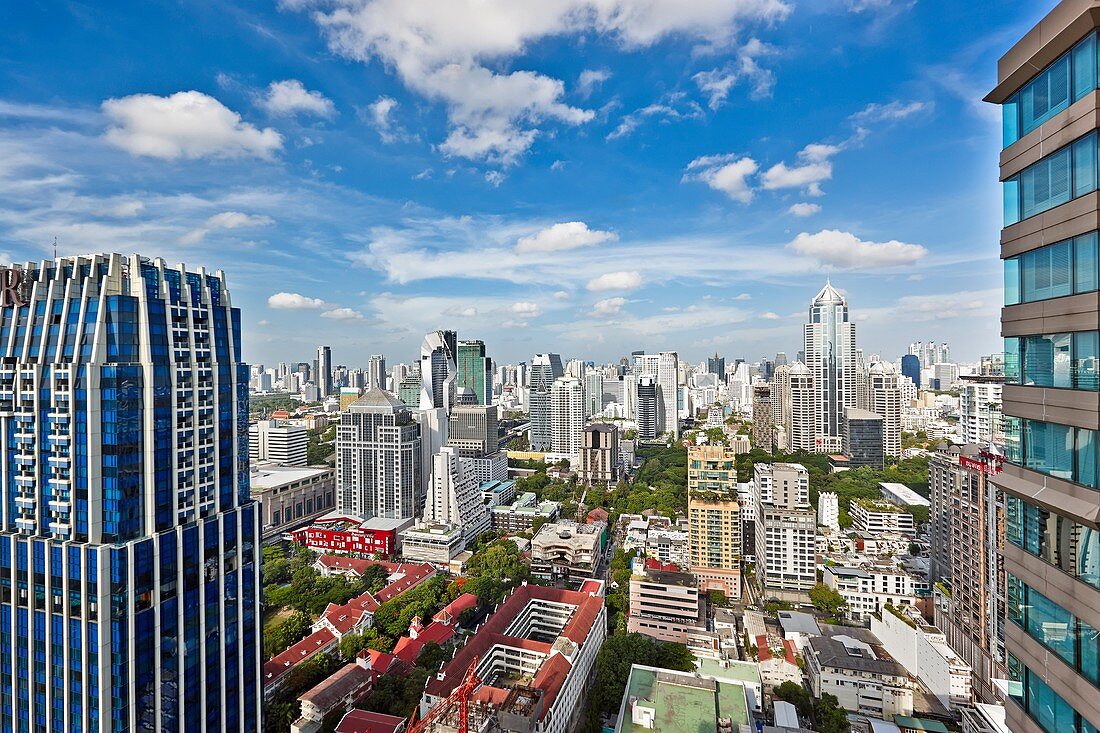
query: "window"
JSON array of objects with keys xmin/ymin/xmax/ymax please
[
  {"xmin": 1008, "ymin": 575, "xmax": 1100, "ymax": 687},
  {"xmin": 1006, "ymin": 232, "xmax": 1100, "ymax": 306},
  {"xmin": 1007, "ymin": 496, "xmax": 1100, "ymax": 591},
  {"xmin": 1004, "ymin": 33, "xmax": 1098, "ymax": 147},
  {"xmin": 1004, "ymin": 416, "xmax": 1099, "ymax": 488},
  {"xmin": 1004, "ymin": 133, "xmax": 1098, "ymax": 225},
  {"xmin": 1005, "ymin": 330, "xmax": 1098, "ymax": 389}
]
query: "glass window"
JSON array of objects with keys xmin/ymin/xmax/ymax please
[
  {"xmin": 1075, "ymin": 332, "xmax": 1100, "ymax": 390},
  {"xmin": 1005, "ymin": 337, "xmax": 1020, "ymax": 384},
  {"xmin": 1005, "ymin": 256, "xmax": 1021, "ymax": 305},
  {"xmin": 1077, "ymin": 232, "xmax": 1100, "ymax": 293},
  {"xmin": 1078, "ymin": 428, "xmax": 1098, "ymax": 489},
  {"xmin": 1024, "ymin": 239, "xmax": 1073, "ymax": 302},
  {"xmin": 1007, "ymin": 134, "xmax": 1098, "ymax": 225},
  {"xmin": 1075, "ymin": 34, "xmax": 1098, "ymax": 100},
  {"xmin": 1025, "ymin": 420, "xmax": 1074, "ymax": 480},
  {"xmin": 1005, "ymin": 33, "xmax": 1099, "ymax": 147},
  {"xmin": 1021, "ymin": 333, "xmax": 1072, "ymax": 387}
]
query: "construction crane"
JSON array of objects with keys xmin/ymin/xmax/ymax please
[{"xmin": 407, "ymin": 657, "xmax": 482, "ymax": 733}]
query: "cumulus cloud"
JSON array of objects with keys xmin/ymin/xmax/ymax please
[
  {"xmin": 258, "ymin": 79, "xmax": 336, "ymax": 117},
  {"xmin": 851, "ymin": 100, "xmax": 928, "ymax": 123},
  {"xmin": 760, "ymin": 311, "xmax": 781, "ymax": 319},
  {"xmin": 693, "ymin": 38, "xmax": 776, "ymax": 108},
  {"xmin": 787, "ymin": 229, "xmax": 928, "ymax": 269},
  {"xmin": 321, "ymin": 307, "xmax": 363, "ymax": 319},
  {"xmin": 364, "ymin": 96, "xmax": 408, "ymax": 143},
  {"xmin": 733, "ymin": 293, "xmax": 752, "ymax": 300},
  {"xmin": 608, "ymin": 92, "xmax": 703, "ymax": 140},
  {"xmin": 788, "ymin": 202, "xmax": 821, "ymax": 217},
  {"xmin": 761, "ymin": 142, "xmax": 839, "ymax": 196},
  {"xmin": 180, "ymin": 211, "xmax": 274, "ymax": 244},
  {"xmin": 593, "ymin": 296, "xmax": 627, "ymax": 317},
  {"xmin": 515, "ymin": 221, "xmax": 617, "ymax": 253},
  {"xmin": 291, "ymin": 0, "xmax": 790, "ymax": 163},
  {"xmin": 510, "ymin": 301, "xmax": 541, "ymax": 317},
  {"xmin": 587, "ymin": 270, "xmax": 642, "ymax": 292},
  {"xmin": 578, "ymin": 69, "xmax": 611, "ymax": 97},
  {"xmin": 268, "ymin": 292, "xmax": 326, "ymax": 309},
  {"xmin": 102, "ymin": 91, "xmax": 283, "ymax": 160},
  {"xmin": 683, "ymin": 153, "xmax": 759, "ymax": 203}
]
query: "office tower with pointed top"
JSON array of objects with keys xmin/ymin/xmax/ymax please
[
  {"xmin": 528, "ymin": 353, "xmax": 564, "ymax": 451},
  {"xmin": 419, "ymin": 330, "xmax": 457, "ymax": 413},
  {"xmin": 804, "ymin": 282, "xmax": 857, "ymax": 453}
]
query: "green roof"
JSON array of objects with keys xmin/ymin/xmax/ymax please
[
  {"xmin": 616, "ymin": 665, "xmax": 750, "ymax": 733},
  {"xmin": 894, "ymin": 716, "xmax": 950, "ymax": 733},
  {"xmin": 694, "ymin": 658, "xmax": 762, "ymax": 686}
]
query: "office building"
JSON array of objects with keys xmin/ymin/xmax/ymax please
[
  {"xmin": 842, "ymin": 407, "xmax": 885, "ymax": 469},
  {"xmin": 867, "ymin": 361, "xmax": 902, "ymax": 458},
  {"xmin": 249, "ymin": 418, "xmax": 308, "ymax": 466},
  {"xmin": 929, "ymin": 444, "xmax": 1006, "ymax": 704},
  {"xmin": 775, "ymin": 361, "xmax": 815, "ymax": 453},
  {"xmin": 446, "ymin": 400, "xmax": 498, "ymax": 457},
  {"xmin": 368, "ymin": 354, "xmax": 386, "ymax": 391},
  {"xmin": 419, "ymin": 330, "xmax": 457, "ymax": 413},
  {"xmin": 707, "ymin": 352, "xmax": 726, "ymax": 381},
  {"xmin": 851, "ymin": 499, "xmax": 916, "ymax": 535},
  {"xmin": 959, "ymin": 375, "xmax": 1004, "ymax": 446},
  {"xmin": 528, "ymin": 353, "xmax": 564, "ymax": 451},
  {"xmin": 753, "ymin": 463, "xmax": 816, "ymax": 599},
  {"xmin": 251, "ymin": 464, "xmax": 336, "ymax": 540},
  {"xmin": 579, "ymin": 423, "xmax": 620, "ymax": 485},
  {"xmin": 550, "ymin": 377, "xmax": 585, "ymax": 457},
  {"xmin": 423, "ymin": 447, "xmax": 490, "ymax": 545},
  {"xmin": 901, "ymin": 354, "xmax": 921, "ymax": 390},
  {"xmin": 397, "ymin": 370, "xmax": 421, "ymax": 407},
  {"xmin": 987, "ymin": 6, "xmax": 1100, "ymax": 731},
  {"xmin": 530, "ymin": 520, "xmax": 607, "ymax": 585},
  {"xmin": 804, "ymin": 282, "xmax": 857, "ymax": 453},
  {"xmin": 751, "ymin": 384, "xmax": 774, "ymax": 452},
  {"xmin": 626, "ymin": 562, "xmax": 719, "ymax": 656},
  {"xmin": 456, "ymin": 339, "xmax": 491, "ymax": 405},
  {"xmin": 317, "ymin": 344, "xmax": 333, "ymax": 398},
  {"xmin": 687, "ymin": 445, "xmax": 742, "ymax": 599},
  {"xmin": 490, "ymin": 492, "xmax": 561, "ymax": 533},
  {"xmin": 871, "ymin": 609, "xmax": 974, "ymax": 710},
  {"xmin": 635, "ymin": 375, "xmax": 658, "ymax": 440},
  {"xmin": 0, "ymin": 254, "xmax": 261, "ymax": 731},
  {"xmin": 336, "ymin": 389, "xmax": 422, "ymax": 519},
  {"xmin": 635, "ymin": 351, "xmax": 680, "ymax": 438}
]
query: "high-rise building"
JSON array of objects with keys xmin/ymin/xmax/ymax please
[
  {"xmin": 788, "ymin": 361, "xmax": 816, "ymax": 453},
  {"xmin": 634, "ymin": 351, "xmax": 680, "ymax": 438},
  {"xmin": 424, "ymin": 446, "xmax": 490, "ymax": 545},
  {"xmin": 456, "ymin": 339, "xmax": 491, "ymax": 405},
  {"xmin": 419, "ymin": 330, "xmax": 457, "ymax": 413},
  {"xmin": 959, "ymin": 375, "xmax": 1004, "ymax": 445},
  {"xmin": 316, "ymin": 344, "xmax": 333, "ymax": 398},
  {"xmin": 842, "ymin": 407, "xmax": 884, "ymax": 469},
  {"xmin": 550, "ymin": 376, "xmax": 585, "ymax": 457},
  {"xmin": 988, "ymin": 6, "xmax": 1100, "ymax": 731},
  {"xmin": 336, "ymin": 389, "xmax": 421, "ymax": 519},
  {"xmin": 687, "ymin": 445, "xmax": 742, "ymax": 598},
  {"xmin": 368, "ymin": 354, "xmax": 386, "ymax": 391},
  {"xmin": 929, "ymin": 444, "xmax": 1006, "ymax": 705},
  {"xmin": 707, "ymin": 352, "xmax": 726, "ymax": 382},
  {"xmin": 867, "ymin": 361, "xmax": 902, "ymax": 458},
  {"xmin": 818, "ymin": 491, "xmax": 841, "ymax": 533},
  {"xmin": 0, "ymin": 254, "xmax": 261, "ymax": 732},
  {"xmin": 753, "ymin": 463, "xmax": 816, "ymax": 600},
  {"xmin": 900, "ymin": 354, "xmax": 921, "ymax": 389},
  {"xmin": 636, "ymin": 375, "xmax": 658, "ymax": 440},
  {"xmin": 397, "ymin": 369, "xmax": 421, "ymax": 407},
  {"xmin": 447, "ymin": 400, "xmax": 499, "ymax": 457},
  {"xmin": 751, "ymin": 384, "xmax": 774, "ymax": 452},
  {"xmin": 584, "ymin": 371, "xmax": 604, "ymax": 416},
  {"xmin": 804, "ymin": 282, "xmax": 857, "ymax": 453},
  {"xmin": 249, "ymin": 419, "xmax": 308, "ymax": 466},
  {"xmin": 528, "ymin": 353, "xmax": 564, "ymax": 451},
  {"xmin": 579, "ymin": 424, "xmax": 620, "ymax": 486}
]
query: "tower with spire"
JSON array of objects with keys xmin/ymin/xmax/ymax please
[{"xmin": 803, "ymin": 281, "xmax": 858, "ymax": 452}]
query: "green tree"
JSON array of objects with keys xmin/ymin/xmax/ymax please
[
  {"xmin": 808, "ymin": 584, "xmax": 848, "ymax": 621},
  {"xmin": 774, "ymin": 681, "xmax": 813, "ymax": 719},
  {"xmin": 264, "ymin": 611, "xmax": 314, "ymax": 660},
  {"xmin": 814, "ymin": 693, "xmax": 851, "ymax": 733}
]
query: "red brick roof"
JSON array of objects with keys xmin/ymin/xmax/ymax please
[
  {"xmin": 783, "ymin": 639, "xmax": 799, "ymax": 666},
  {"xmin": 755, "ymin": 635, "xmax": 772, "ymax": 661},
  {"xmin": 374, "ymin": 562, "xmax": 436, "ymax": 602},
  {"xmin": 335, "ymin": 710, "xmax": 407, "ymax": 733},
  {"xmin": 643, "ymin": 558, "xmax": 681, "ymax": 572},
  {"xmin": 264, "ymin": 628, "xmax": 337, "ymax": 688},
  {"xmin": 587, "ymin": 507, "xmax": 609, "ymax": 523}
]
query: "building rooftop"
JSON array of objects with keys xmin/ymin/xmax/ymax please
[
  {"xmin": 694, "ymin": 658, "xmax": 763, "ymax": 686},
  {"xmin": 878, "ymin": 482, "xmax": 931, "ymax": 508},
  {"xmin": 894, "ymin": 716, "xmax": 950, "ymax": 733},
  {"xmin": 615, "ymin": 665, "xmax": 750, "ymax": 733},
  {"xmin": 348, "ymin": 388, "xmax": 407, "ymax": 410},
  {"xmin": 777, "ymin": 611, "xmax": 821, "ymax": 636},
  {"xmin": 335, "ymin": 710, "xmax": 407, "ymax": 733},
  {"xmin": 807, "ymin": 635, "xmax": 906, "ymax": 677},
  {"xmin": 845, "ymin": 407, "xmax": 883, "ymax": 421},
  {"xmin": 298, "ymin": 662, "xmax": 374, "ymax": 712},
  {"xmin": 250, "ymin": 464, "xmax": 333, "ymax": 491}
]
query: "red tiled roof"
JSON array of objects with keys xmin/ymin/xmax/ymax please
[
  {"xmin": 375, "ymin": 563, "xmax": 436, "ymax": 602},
  {"xmin": 263, "ymin": 628, "xmax": 337, "ymax": 688},
  {"xmin": 531, "ymin": 653, "xmax": 572, "ymax": 720},
  {"xmin": 472, "ymin": 686, "xmax": 510, "ymax": 706},
  {"xmin": 316, "ymin": 555, "xmax": 375, "ymax": 577},
  {"xmin": 783, "ymin": 639, "xmax": 799, "ymax": 666},
  {"xmin": 579, "ymin": 579, "xmax": 605, "ymax": 596},
  {"xmin": 643, "ymin": 558, "xmax": 680, "ymax": 572},
  {"xmin": 335, "ymin": 709, "xmax": 407, "ymax": 733},
  {"xmin": 587, "ymin": 507, "xmax": 609, "ymax": 523},
  {"xmin": 755, "ymin": 635, "xmax": 772, "ymax": 661},
  {"xmin": 393, "ymin": 619, "xmax": 460, "ymax": 666},
  {"xmin": 433, "ymin": 593, "xmax": 478, "ymax": 624},
  {"xmin": 299, "ymin": 662, "xmax": 374, "ymax": 712}
]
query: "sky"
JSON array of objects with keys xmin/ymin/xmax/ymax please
[{"xmin": 0, "ymin": 0, "xmax": 1056, "ymax": 369}]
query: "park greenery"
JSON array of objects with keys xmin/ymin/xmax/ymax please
[
  {"xmin": 250, "ymin": 393, "xmax": 306, "ymax": 416},
  {"xmin": 307, "ymin": 424, "xmax": 337, "ymax": 464}
]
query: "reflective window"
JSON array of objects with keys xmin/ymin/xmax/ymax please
[
  {"xmin": 1006, "ymin": 495, "xmax": 1100, "ymax": 591},
  {"xmin": 1008, "ymin": 575, "xmax": 1100, "ymax": 688},
  {"xmin": 1004, "ymin": 417, "xmax": 1100, "ymax": 488},
  {"xmin": 1005, "ymin": 331, "xmax": 1099, "ymax": 390},
  {"xmin": 1005, "ymin": 233, "xmax": 1098, "ymax": 305},
  {"xmin": 1005, "ymin": 133, "xmax": 1098, "ymax": 225},
  {"xmin": 1004, "ymin": 33, "xmax": 1099, "ymax": 147},
  {"xmin": 1008, "ymin": 654, "xmax": 1097, "ymax": 733}
]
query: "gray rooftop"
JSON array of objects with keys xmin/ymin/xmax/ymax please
[
  {"xmin": 348, "ymin": 388, "xmax": 407, "ymax": 410},
  {"xmin": 777, "ymin": 611, "xmax": 821, "ymax": 636},
  {"xmin": 808, "ymin": 635, "xmax": 906, "ymax": 676}
]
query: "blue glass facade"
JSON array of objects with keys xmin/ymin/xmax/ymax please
[{"xmin": 0, "ymin": 254, "xmax": 260, "ymax": 732}]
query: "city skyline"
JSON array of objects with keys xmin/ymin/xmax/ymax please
[{"xmin": 0, "ymin": 2, "xmax": 1057, "ymax": 365}]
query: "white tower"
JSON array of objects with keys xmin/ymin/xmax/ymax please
[{"xmin": 804, "ymin": 282, "xmax": 857, "ymax": 452}]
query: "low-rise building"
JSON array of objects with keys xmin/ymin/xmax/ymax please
[
  {"xmin": 400, "ymin": 522, "xmax": 466, "ymax": 565},
  {"xmin": 490, "ymin": 492, "xmax": 561, "ymax": 533},
  {"xmin": 290, "ymin": 650, "xmax": 399, "ymax": 733},
  {"xmin": 851, "ymin": 498, "xmax": 916, "ymax": 536},
  {"xmin": 332, "ymin": 710, "xmax": 407, "ymax": 733},
  {"xmin": 613, "ymin": 664, "xmax": 753, "ymax": 733},
  {"xmin": 625, "ymin": 561, "xmax": 719, "ymax": 657},
  {"xmin": 878, "ymin": 482, "xmax": 930, "ymax": 508},
  {"xmin": 644, "ymin": 528, "xmax": 689, "ymax": 567},
  {"xmin": 291, "ymin": 513, "xmax": 412, "ymax": 556},
  {"xmin": 530, "ymin": 520, "xmax": 607, "ymax": 586},
  {"xmin": 479, "ymin": 478, "xmax": 517, "ymax": 507},
  {"xmin": 251, "ymin": 464, "xmax": 336, "ymax": 539},
  {"xmin": 870, "ymin": 606, "xmax": 973, "ymax": 710},
  {"xmin": 823, "ymin": 565, "xmax": 924, "ymax": 621},
  {"xmin": 805, "ymin": 634, "xmax": 914, "ymax": 719}
]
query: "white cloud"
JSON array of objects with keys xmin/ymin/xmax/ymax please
[
  {"xmin": 851, "ymin": 100, "xmax": 928, "ymax": 123},
  {"xmin": 587, "ymin": 270, "xmax": 642, "ymax": 292},
  {"xmin": 364, "ymin": 96, "xmax": 408, "ymax": 143},
  {"xmin": 683, "ymin": 153, "xmax": 759, "ymax": 203},
  {"xmin": 515, "ymin": 221, "xmax": 617, "ymax": 253},
  {"xmin": 760, "ymin": 311, "xmax": 781, "ymax": 319},
  {"xmin": 268, "ymin": 292, "xmax": 326, "ymax": 309},
  {"xmin": 321, "ymin": 307, "xmax": 363, "ymax": 319},
  {"xmin": 99, "ymin": 200, "xmax": 145, "ymax": 218},
  {"xmin": 258, "ymin": 79, "xmax": 336, "ymax": 118},
  {"xmin": 761, "ymin": 142, "xmax": 839, "ymax": 196},
  {"xmin": 102, "ymin": 91, "xmax": 283, "ymax": 160},
  {"xmin": 693, "ymin": 38, "xmax": 776, "ymax": 108},
  {"xmin": 553, "ymin": 290, "xmax": 570, "ymax": 299},
  {"xmin": 593, "ymin": 296, "xmax": 627, "ymax": 317},
  {"xmin": 847, "ymin": 0, "xmax": 913, "ymax": 13},
  {"xmin": 180, "ymin": 210, "xmax": 274, "ymax": 244},
  {"xmin": 608, "ymin": 92, "xmax": 703, "ymax": 140},
  {"xmin": 445, "ymin": 305, "xmax": 479, "ymax": 317},
  {"xmin": 787, "ymin": 229, "xmax": 928, "ymax": 269},
  {"xmin": 293, "ymin": 0, "xmax": 790, "ymax": 163},
  {"xmin": 578, "ymin": 69, "xmax": 611, "ymax": 97},
  {"xmin": 484, "ymin": 170, "xmax": 505, "ymax": 187},
  {"xmin": 733, "ymin": 292, "xmax": 752, "ymax": 300},
  {"xmin": 510, "ymin": 301, "xmax": 541, "ymax": 317},
  {"xmin": 788, "ymin": 202, "xmax": 821, "ymax": 217}
]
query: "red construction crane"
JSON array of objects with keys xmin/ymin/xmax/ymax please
[{"xmin": 407, "ymin": 657, "xmax": 482, "ymax": 733}]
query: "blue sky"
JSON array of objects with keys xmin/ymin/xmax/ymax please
[{"xmin": 0, "ymin": 0, "xmax": 1054, "ymax": 368}]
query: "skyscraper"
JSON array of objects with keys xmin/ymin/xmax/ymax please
[
  {"xmin": 900, "ymin": 353, "xmax": 921, "ymax": 389},
  {"xmin": 785, "ymin": 361, "xmax": 816, "ymax": 453},
  {"xmin": 636, "ymin": 375, "xmax": 658, "ymax": 440},
  {"xmin": 419, "ymin": 330, "xmax": 457, "ymax": 413},
  {"xmin": 0, "ymin": 254, "xmax": 261, "ymax": 732},
  {"xmin": 528, "ymin": 353, "xmax": 563, "ymax": 452},
  {"xmin": 753, "ymin": 463, "xmax": 816, "ymax": 600},
  {"xmin": 456, "ymin": 339, "xmax": 491, "ymax": 405},
  {"xmin": 867, "ymin": 361, "xmax": 902, "ymax": 458},
  {"xmin": 707, "ymin": 352, "xmax": 726, "ymax": 382},
  {"xmin": 804, "ymin": 282, "xmax": 857, "ymax": 453},
  {"xmin": 988, "ymin": 6, "xmax": 1100, "ymax": 731},
  {"xmin": 687, "ymin": 445, "xmax": 742, "ymax": 598},
  {"xmin": 368, "ymin": 353, "xmax": 386, "ymax": 391},
  {"xmin": 316, "ymin": 344, "xmax": 333, "ymax": 397},
  {"xmin": 550, "ymin": 376, "xmax": 585, "ymax": 457},
  {"xmin": 336, "ymin": 389, "xmax": 422, "ymax": 519},
  {"xmin": 751, "ymin": 384, "xmax": 774, "ymax": 452},
  {"xmin": 634, "ymin": 351, "xmax": 680, "ymax": 438},
  {"xmin": 424, "ymin": 446, "xmax": 490, "ymax": 544}
]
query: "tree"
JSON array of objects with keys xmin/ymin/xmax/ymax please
[
  {"xmin": 814, "ymin": 693, "xmax": 851, "ymax": 733},
  {"xmin": 264, "ymin": 611, "xmax": 314, "ymax": 659},
  {"xmin": 809, "ymin": 584, "xmax": 848, "ymax": 621},
  {"xmin": 582, "ymin": 633, "xmax": 694, "ymax": 728},
  {"xmin": 707, "ymin": 591, "xmax": 728, "ymax": 608},
  {"xmin": 774, "ymin": 681, "xmax": 813, "ymax": 719}
]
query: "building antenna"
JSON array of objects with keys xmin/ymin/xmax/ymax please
[{"xmin": 52, "ymin": 237, "xmax": 57, "ymax": 259}]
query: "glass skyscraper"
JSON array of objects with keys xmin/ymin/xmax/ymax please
[
  {"xmin": 456, "ymin": 339, "xmax": 491, "ymax": 405},
  {"xmin": 803, "ymin": 282, "xmax": 857, "ymax": 452},
  {"xmin": 987, "ymin": 4, "xmax": 1100, "ymax": 733},
  {"xmin": 0, "ymin": 253, "xmax": 260, "ymax": 732}
]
